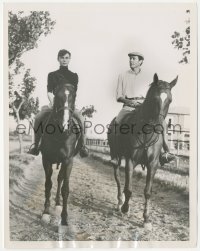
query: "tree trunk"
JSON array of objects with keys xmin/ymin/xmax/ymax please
[
  {"xmin": 13, "ymin": 99, "xmax": 25, "ymax": 154},
  {"xmin": 27, "ymin": 118, "xmax": 34, "ymax": 143},
  {"xmin": 16, "ymin": 112, "xmax": 24, "ymax": 154}
]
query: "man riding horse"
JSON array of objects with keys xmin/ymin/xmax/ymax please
[
  {"xmin": 28, "ymin": 49, "xmax": 89, "ymax": 157},
  {"xmin": 114, "ymin": 51, "xmax": 175, "ymax": 165}
]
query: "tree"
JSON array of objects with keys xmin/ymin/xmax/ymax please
[
  {"xmin": 171, "ymin": 10, "xmax": 190, "ymax": 64},
  {"xmin": 9, "ymin": 62, "xmax": 39, "ymax": 153},
  {"xmin": 81, "ymin": 105, "xmax": 97, "ymax": 118},
  {"xmin": 9, "ymin": 11, "xmax": 56, "ymax": 66},
  {"xmin": 8, "ymin": 11, "xmax": 55, "ymax": 153}
]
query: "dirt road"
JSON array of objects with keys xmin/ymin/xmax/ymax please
[{"xmin": 9, "ymin": 153, "xmax": 189, "ymax": 241}]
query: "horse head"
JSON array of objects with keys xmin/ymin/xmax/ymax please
[
  {"xmin": 53, "ymin": 84, "xmax": 76, "ymax": 130},
  {"xmin": 142, "ymin": 73, "xmax": 178, "ymax": 121}
]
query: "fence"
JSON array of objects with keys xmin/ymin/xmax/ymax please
[{"xmin": 86, "ymin": 130, "xmax": 190, "ymax": 157}]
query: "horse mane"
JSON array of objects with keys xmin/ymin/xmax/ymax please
[{"xmin": 139, "ymin": 82, "xmax": 159, "ymax": 122}]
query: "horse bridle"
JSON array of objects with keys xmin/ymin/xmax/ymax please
[
  {"xmin": 159, "ymin": 113, "xmax": 166, "ymax": 119},
  {"xmin": 124, "ymin": 86, "xmax": 171, "ymax": 152},
  {"xmin": 53, "ymin": 106, "xmax": 74, "ymax": 125},
  {"xmin": 55, "ymin": 106, "xmax": 74, "ymax": 114}
]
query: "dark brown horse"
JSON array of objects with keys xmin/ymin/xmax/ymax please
[
  {"xmin": 108, "ymin": 74, "xmax": 178, "ymax": 229},
  {"xmin": 40, "ymin": 84, "xmax": 81, "ymax": 227}
]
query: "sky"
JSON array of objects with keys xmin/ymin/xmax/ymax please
[{"xmin": 15, "ymin": 3, "xmax": 195, "ymax": 135}]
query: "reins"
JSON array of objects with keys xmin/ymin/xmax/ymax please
[{"xmin": 126, "ymin": 101, "xmax": 167, "ymax": 151}]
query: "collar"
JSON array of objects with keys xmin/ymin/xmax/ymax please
[
  {"xmin": 59, "ymin": 66, "xmax": 69, "ymax": 71},
  {"xmin": 128, "ymin": 68, "xmax": 141, "ymax": 75}
]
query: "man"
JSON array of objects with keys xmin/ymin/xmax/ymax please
[
  {"xmin": 115, "ymin": 52, "xmax": 175, "ymax": 165},
  {"xmin": 28, "ymin": 49, "xmax": 89, "ymax": 157}
]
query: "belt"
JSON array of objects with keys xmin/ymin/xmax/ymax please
[{"xmin": 125, "ymin": 96, "xmax": 145, "ymax": 100}]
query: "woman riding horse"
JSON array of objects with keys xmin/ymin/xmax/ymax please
[
  {"xmin": 108, "ymin": 73, "xmax": 178, "ymax": 228},
  {"xmin": 40, "ymin": 83, "xmax": 81, "ymax": 226},
  {"xmin": 28, "ymin": 49, "xmax": 88, "ymax": 158}
]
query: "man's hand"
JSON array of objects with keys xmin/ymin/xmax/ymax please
[
  {"xmin": 125, "ymin": 100, "xmax": 140, "ymax": 108},
  {"xmin": 117, "ymin": 97, "xmax": 141, "ymax": 108}
]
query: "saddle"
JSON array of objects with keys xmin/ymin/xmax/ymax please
[
  {"xmin": 108, "ymin": 104, "xmax": 153, "ymax": 168},
  {"xmin": 108, "ymin": 108, "xmax": 139, "ymax": 160},
  {"xmin": 39, "ymin": 111, "xmax": 82, "ymax": 150}
]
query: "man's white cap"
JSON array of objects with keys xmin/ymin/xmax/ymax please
[{"xmin": 128, "ymin": 52, "xmax": 144, "ymax": 60}]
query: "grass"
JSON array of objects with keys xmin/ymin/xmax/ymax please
[
  {"xmin": 9, "ymin": 132, "xmax": 32, "ymax": 142},
  {"xmin": 89, "ymin": 151, "xmax": 189, "ymax": 194},
  {"xmin": 9, "ymin": 152, "xmax": 34, "ymax": 188},
  {"xmin": 159, "ymin": 157, "xmax": 189, "ymax": 176},
  {"xmin": 89, "ymin": 148, "xmax": 189, "ymax": 175}
]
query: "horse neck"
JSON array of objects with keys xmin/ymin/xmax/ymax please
[{"xmin": 140, "ymin": 98, "xmax": 160, "ymax": 123}]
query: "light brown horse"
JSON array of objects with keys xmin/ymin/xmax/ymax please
[
  {"xmin": 108, "ymin": 74, "xmax": 178, "ymax": 229},
  {"xmin": 40, "ymin": 84, "xmax": 81, "ymax": 227}
]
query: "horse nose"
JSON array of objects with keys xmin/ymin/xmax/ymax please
[
  {"xmin": 65, "ymin": 90, "xmax": 70, "ymax": 96},
  {"xmin": 64, "ymin": 90, "xmax": 70, "ymax": 101},
  {"xmin": 63, "ymin": 111, "xmax": 70, "ymax": 130}
]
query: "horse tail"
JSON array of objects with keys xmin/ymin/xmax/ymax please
[{"xmin": 107, "ymin": 117, "xmax": 118, "ymax": 160}]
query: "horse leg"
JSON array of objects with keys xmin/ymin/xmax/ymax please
[
  {"xmin": 61, "ymin": 158, "xmax": 73, "ymax": 226},
  {"xmin": 143, "ymin": 159, "xmax": 158, "ymax": 230},
  {"xmin": 113, "ymin": 163, "xmax": 123, "ymax": 210},
  {"xmin": 41, "ymin": 157, "xmax": 53, "ymax": 222},
  {"xmin": 55, "ymin": 167, "xmax": 64, "ymax": 206},
  {"xmin": 121, "ymin": 158, "xmax": 136, "ymax": 214}
]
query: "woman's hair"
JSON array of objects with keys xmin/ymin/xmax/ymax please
[{"xmin": 57, "ymin": 49, "xmax": 71, "ymax": 59}]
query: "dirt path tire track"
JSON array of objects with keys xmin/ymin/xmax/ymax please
[{"xmin": 10, "ymin": 154, "xmax": 189, "ymax": 241}]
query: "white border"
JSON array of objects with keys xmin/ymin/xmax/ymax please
[{"xmin": 2, "ymin": 1, "xmax": 199, "ymax": 249}]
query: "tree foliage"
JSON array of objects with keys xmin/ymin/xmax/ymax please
[
  {"xmin": 8, "ymin": 11, "xmax": 56, "ymax": 66},
  {"xmin": 171, "ymin": 10, "xmax": 190, "ymax": 64},
  {"xmin": 8, "ymin": 11, "xmax": 55, "ymax": 152},
  {"xmin": 81, "ymin": 105, "xmax": 97, "ymax": 118},
  {"xmin": 9, "ymin": 63, "xmax": 39, "ymax": 120},
  {"xmin": 9, "ymin": 60, "xmax": 40, "ymax": 153},
  {"xmin": 8, "ymin": 10, "xmax": 56, "ymax": 121}
]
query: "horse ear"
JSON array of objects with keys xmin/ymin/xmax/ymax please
[
  {"xmin": 170, "ymin": 76, "xmax": 178, "ymax": 89},
  {"xmin": 153, "ymin": 73, "xmax": 159, "ymax": 83}
]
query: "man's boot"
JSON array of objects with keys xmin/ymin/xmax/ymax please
[
  {"xmin": 160, "ymin": 152, "xmax": 176, "ymax": 166},
  {"xmin": 27, "ymin": 132, "xmax": 41, "ymax": 156},
  {"xmin": 27, "ymin": 144, "xmax": 40, "ymax": 156},
  {"xmin": 79, "ymin": 129, "xmax": 89, "ymax": 158},
  {"xmin": 160, "ymin": 130, "xmax": 176, "ymax": 166},
  {"xmin": 73, "ymin": 110, "xmax": 89, "ymax": 158}
]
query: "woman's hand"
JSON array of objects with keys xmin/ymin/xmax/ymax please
[{"xmin": 47, "ymin": 92, "xmax": 54, "ymax": 107}]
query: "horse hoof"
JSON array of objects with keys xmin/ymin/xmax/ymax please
[
  {"xmin": 58, "ymin": 225, "xmax": 68, "ymax": 234},
  {"xmin": 121, "ymin": 206, "xmax": 130, "ymax": 217},
  {"xmin": 53, "ymin": 206, "xmax": 62, "ymax": 216},
  {"xmin": 117, "ymin": 194, "xmax": 125, "ymax": 211},
  {"xmin": 144, "ymin": 222, "xmax": 152, "ymax": 231},
  {"xmin": 117, "ymin": 204, "xmax": 123, "ymax": 211},
  {"xmin": 41, "ymin": 214, "xmax": 51, "ymax": 223},
  {"xmin": 124, "ymin": 209, "xmax": 130, "ymax": 217},
  {"xmin": 58, "ymin": 224, "xmax": 75, "ymax": 240}
]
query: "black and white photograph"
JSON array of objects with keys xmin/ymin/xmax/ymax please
[{"xmin": 4, "ymin": 2, "xmax": 198, "ymax": 249}]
